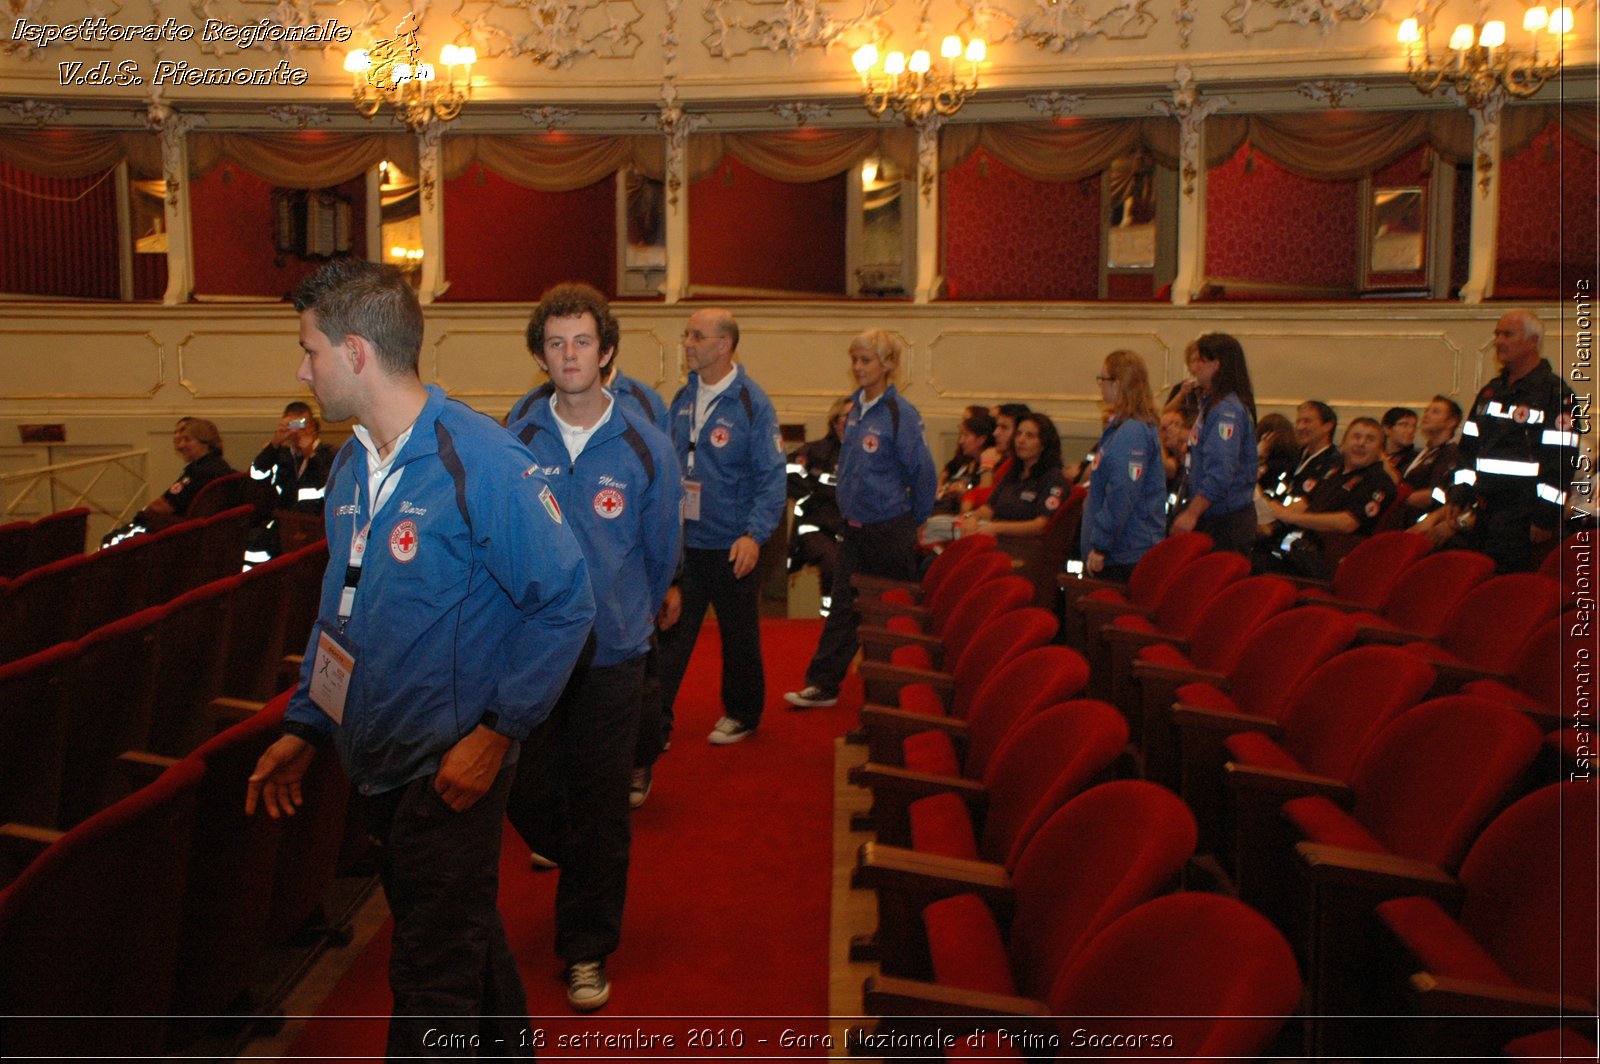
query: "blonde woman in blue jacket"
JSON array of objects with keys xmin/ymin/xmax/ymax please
[{"xmin": 1083, "ymin": 350, "xmax": 1169, "ymax": 582}]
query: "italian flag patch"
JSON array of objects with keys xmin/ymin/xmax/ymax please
[{"xmin": 539, "ymin": 484, "xmax": 563, "ymax": 524}]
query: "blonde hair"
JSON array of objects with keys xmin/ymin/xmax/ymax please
[
  {"xmin": 849, "ymin": 329, "xmax": 901, "ymax": 380},
  {"xmin": 1103, "ymin": 349, "xmax": 1159, "ymax": 425}
]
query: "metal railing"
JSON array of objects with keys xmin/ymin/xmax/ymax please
[{"xmin": 1, "ymin": 449, "xmax": 150, "ymax": 524}]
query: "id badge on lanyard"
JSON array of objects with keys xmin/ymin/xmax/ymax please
[{"xmin": 314, "ymin": 465, "xmax": 397, "ymax": 722}]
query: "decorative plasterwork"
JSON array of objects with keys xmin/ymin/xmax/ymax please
[
  {"xmin": 188, "ymin": 0, "xmax": 406, "ymax": 56},
  {"xmin": 144, "ymin": 91, "xmax": 204, "ymax": 205},
  {"xmin": 1223, "ymin": 0, "xmax": 1382, "ymax": 38},
  {"xmin": 1297, "ymin": 79, "xmax": 1364, "ymax": 107},
  {"xmin": 5, "ymin": 99, "xmax": 70, "ymax": 125},
  {"xmin": 266, "ymin": 104, "xmax": 332, "ymax": 127},
  {"xmin": 1471, "ymin": 87, "xmax": 1505, "ymax": 195},
  {"xmin": 416, "ymin": 116, "xmax": 445, "ymax": 205},
  {"xmin": 960, "ymin": 0, "xmax": 1155, "ymax": 53},
  {"xmin": 701, "ymin": 0, "xmax": 890, "ymax": 60},
  {"xmin": 1025, "ymin": 89, "xmax": 1083, "ymax": 117},
  {"xmin": 771, "ymin": 100, "xmax": 833, "ymax": 124},
  {"xmin": 458, "ymin": 0, "xmax": 643, "ymax": 67},
  {"xmin": 1174, "ymin": 0, "xmax": 1195, "ymax": 48},
  {"xmin": 3, "ymin": 0, "xmax": 123, "ymax": 57},
  {"xmin": 521, "ymin": 105, "xmax": 579, "ymax": 128},
  {"xmin": 1151, "ymin": 64, "xmax": 1226, "ymax": 199},
  {"xmin": 915, "ymin": 111, "xmax": 940, "ymax": 204},
  {"xmin": 657, "ymin": 0, "xmax": 709, "ymax": 207}
]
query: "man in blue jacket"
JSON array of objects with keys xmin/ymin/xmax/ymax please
[
  {"xmin": 657, "ymin": 308, "xmax": 787, "ymax": 745},
  {"xmin": 246, "ymin": 260, "xmax": 595, "ymax": 1057},
  {"xmin": 505, "ymin": 282, "xmax": 682, "ymax": 1012},
  {"xmin": 787, "ymin": 330, "xmax": 937, "ymax": 708}
]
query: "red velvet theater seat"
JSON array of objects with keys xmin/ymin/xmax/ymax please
[{"xmin": 1296, "ymin": 528, "xmax": 1433, "ymax": 609}]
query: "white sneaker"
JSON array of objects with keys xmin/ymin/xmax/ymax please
[
  {"xmin": 784, "ymin": 685, "xmax": 838, "ymax": 709},
  {"xmin": 707, "ymin": 716, "xmax": 755, "ymax": 745},
  {"xmin": 629, "ymin": 766, "xmax": 652, "ymax": 809},
  {"xmin": 565, "ymin": 960, "xmax": 610, "ymax": 1011}
]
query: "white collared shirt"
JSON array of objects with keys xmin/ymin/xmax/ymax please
[{"xmin": 551, "ymin": 391, "xmax": 615, "ymax": 464}]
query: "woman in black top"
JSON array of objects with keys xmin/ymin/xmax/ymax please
[{"xmin": 958, "ymin": 412, "xmax": 1071, "ymax": 538}]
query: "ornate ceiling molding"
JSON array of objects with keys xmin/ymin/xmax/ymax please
[
  {"xmin": 1025, "ymin": 89, "xmax": 1083, "ymax": 117},
  {"xmin": 1223, "ymin": 0, "xmax": 1382, "ymax": 38},
  {"xmin": 187, "ymin": 0, "xmax": 405, "ymax": 56},
  {"xmin": 960, "ymin": 0, "xmax": 1155, "ymax": 54},
  {"xmin": 1151, "ymin": 64, "xmax": 1227, "ymax": 199},
  {"xmin": 701, "ymin": 0, "xmax": 890, "ymax": 60},
  {"xmin": 1297, "ymin": 78, "xmax": 1364, "ymax": 107},
  {"xmin": 1174, "ymin": 0, "xmax": 1195, "ymax": 49},
  {"xmin": 266, "ymin": 104, "xmax": 331, "ymax": 126},
  {"xmin": 5, "ymin": 99, "xmax": 71, "ymax": 125},
  {"xmin": 458, "ymin": 0, "xmax": 642, "ymax": 67},
  {"xmin": 521, "ymin": 104, "xmax": 579, "ymax": 127},
  {"xmin": 770, "ymin": 100, "xmax": 833, "ymax": 124}
]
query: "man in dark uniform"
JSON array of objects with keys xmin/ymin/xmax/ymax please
[
  {"xmin": 244, "ymin": 401, "xmax": 336, "ymax": 562},
  {"xmin": 1256, "ymin": 417, "xmax": 1396, "ymax": 578},
  {"xmin": 1430, "ymin": 310, "xmax": 1578, "ymax": 572},
  {"xmin": 1264, "ymin": 400, "xmax": 1343, "ymax": 504}
]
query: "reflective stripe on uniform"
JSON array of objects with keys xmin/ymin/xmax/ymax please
[
  {"xmin": 1475, "ymin": 457, "xmax": 1540, "ymax": 477},
  {"xmin": 1542, "ymin": 430, "xmax": 1581, "ymax": 448},
  {"xmin": 1454, "ymin": 468, "xmax": 1478, "ymax": 485},
  {"xmin": 1537, "ymin": 483, "xmax": 1567, "ymax": 504},
  {"xmin": 250, "ymin": 466, "xmax": 274, "ymax": 480},
  {"xmin": 1461, "ymin": 421, "xmax": 1480, "ymax": 437},
  {"xmin": 297, "ymin": 486, "xmax": 326, "ymax": 502}
]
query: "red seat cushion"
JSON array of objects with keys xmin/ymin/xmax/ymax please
[
  {"xmin": 1461, "ymin": 677, "xmax": 1542, "ymax": 712},
  {"xmin": 1137, "ymin": 642, "xmax": 1193, "ymax": 668},
  {"xmin": 1110, "ymin": 614, "xmax": 1159, "ymax": 634},
  {"xmin": 1083, "ymin": 587, "xmax": 1130, "ymax": 605},
  {"xmin": 897, "ymin": 684, "xmax": 946, "ymax": 717},
  {"xmin": 1224, "ymin": 731, "xmax": 1304, "ymax": 774},
  {"xmin": 1174, "ymin": 681, "xmax": 1238, "ymax": 714},
  {"xmin": 881, "ymin": 589, "xmax": 915, "ymax": 607},
  {"xmin": 1374, "ymin": 896, "xmax": 1516, "ymax": 987},
  {"xmin": 902, "ymin": 731, "xmax": 961, "ymax": 778},
  {"xmin": 909, "ymin": 793, "xmax": 981, "ymax": 861},
  {"xmin": 887, "ymin": 614, "xmax": 924, "ymax": 635},
  {"xmin": 1283, "ymin": 796, "xmax": 1388, "ymax": 854},
  {"xmin": 923, "ymin": 893, "xmax": 1017, "ymax": 995},
  {"xmin": 1400, "ymin": 641, "xmax": 1465, "ymax": 666},
  {"xmin": 890, "ymin": 644, "xmax": 935, "ymax": 671},
  {"xmin": 1503, "ymin": 1027, "xmax": 1600, "ymax": 1062}
]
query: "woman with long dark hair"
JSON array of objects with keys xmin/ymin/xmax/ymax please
[
  {"xmin": 958, "ymin": 411, "xmax": 1070, "ymax": 538},
  {"xmin": 1167, "ymin": 333, "xmax": 1259, "ymax": 554}
]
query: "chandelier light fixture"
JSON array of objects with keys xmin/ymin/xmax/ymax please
[
  {"xmin": 852, "ymin": 30, "xmax": 986, "ymax": 125},
  {"xmin": 346, "ymin": 18, "xmax": 476, "ymax": 126},
  {"xmin": 1397, "ymin": 6, "xmax": 1570, "ymax": 108}
]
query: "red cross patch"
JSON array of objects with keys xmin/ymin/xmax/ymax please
[
  {"xmin": 710, "ymin": 426, "xmax": 731, "ymax": 448},
  {"xmin": 593, "ymin": 487, "xmax": 625, "ymax": 520},
  {"xmin": 1365, "ymin": 500, "xmax": 1381, "ymax": 517},
  {"xmin": 1513, "ymin": 405, "xmax": 1530, "ymax": 424},
  {"xmin": 390, "ymin": 519, "xmax": 419, "ymax": 563},
  {"xmin": 1044, "ymin": 494, "xmax": 1061, "ymax": 511},
  {"xmin": 862, "ymin": 433, "xmax": 880, "ymax": 454}
]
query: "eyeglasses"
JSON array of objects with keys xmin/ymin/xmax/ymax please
[{"xmin": 1095, "ymin": 375, "xmax": 1115, "ymax": 383}]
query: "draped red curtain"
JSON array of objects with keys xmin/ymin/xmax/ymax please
[{"xmin": 0, "ymin": 160, "xmax": 120, "ymax": 299}]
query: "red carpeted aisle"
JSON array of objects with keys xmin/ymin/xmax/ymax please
[{"xmin": 287, "ymin": 617, "xmax": 862, "ymax": 1059}]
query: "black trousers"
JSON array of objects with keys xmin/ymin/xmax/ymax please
[
  {"xmin": 506, "ymin": 654, "xmax": 645, "ymax": 965},
  {"xmin": 1456, "ymin": 490, "xmax": 1543, "ymax": 572},
  {"xmin": 363, "ymin": 764, "xmax": 533, "ymax": 1061},
  {"xmin": 805, "ymin": 513, "xmax": 920, "ymax": 694},
  {"xmin": 1197, "ymin": 505, "xmax": 1260, "ymax": 557},
  {"xmin": 657, "ymin": 546, "xmax": 766, "ymax": 730}
]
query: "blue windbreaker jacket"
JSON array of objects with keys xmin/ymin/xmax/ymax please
[
  {"xmin": 508, "ymin": 391, "xmax": 683, "ymax": 667},
  {"xmin": 667, "ymin": 365, "xmax": 787, "ymax": 550},
  {"xmin": 835, "ymin": 385, "xmax": 939, "ymax": 526},
  {"xmin": 1082, "ymin": 417, "xmax": 1168, "ymax": 566},
  {"xmin": 285, "ymin": 385, "xmax": 596, "ymax": 795}
]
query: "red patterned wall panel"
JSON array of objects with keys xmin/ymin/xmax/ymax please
[
  {"xmin": 191, "ymin": 163, "xmax": 366, "ymax": 299},
  {"xmin": 689, "ymin": 157, "xmax": 846, "ymax": 295},
  {"xmin": 941, "ymin": 148, "xmax": 1100, "ymax": 300},
  {"xmin": 0, "ymin": 160, "xmax": 119, "ymax": 299},
  {"xmin": 1496, "ymin": 122, "xmax": 1598, "ymax": 298},
  {"xmin": 1205, "ymin": 143, "xmax": 1360, "ymax": 291},
  {"xmin": 441, "ymin": 163, "xmax": 616, "ymax": 301}
]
